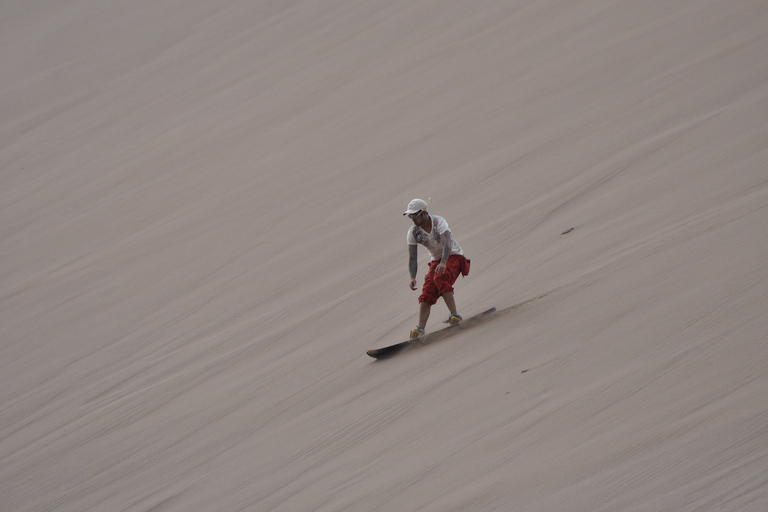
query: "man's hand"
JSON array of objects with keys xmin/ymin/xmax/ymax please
[
  {"xmin": 435, "ymin": 261, "xmax": 447, "ymax": 274},
  {"xmin": 409, "ymin": 278, "xmax": 418, "ymax": 290}
]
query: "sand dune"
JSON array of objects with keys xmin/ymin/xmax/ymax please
[{"xmin": 2, "ymin": 1, "xmax": 767, "ymax": 510}]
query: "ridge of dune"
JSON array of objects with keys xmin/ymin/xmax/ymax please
[{"xmin": 2, "ymin": 1, "xmax": 767, "ymax": 511}]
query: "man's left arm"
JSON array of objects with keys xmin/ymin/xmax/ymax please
[{"xmin": 436, "ymin": 230, "xmax": 453, "ymax": 274}]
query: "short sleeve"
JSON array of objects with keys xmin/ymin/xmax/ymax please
[
  {"xmin": 407, "ymin": 226, "xmax": 417, "ymax": 245},
  {"xmin": 434, "ymin": 216, "xmax": 450, "ymax": 235}
]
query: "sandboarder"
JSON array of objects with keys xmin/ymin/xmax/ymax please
[{"xmin": 404, "ymin": 198, "xmax": 470, "ymax": 338}]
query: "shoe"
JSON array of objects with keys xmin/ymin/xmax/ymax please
[
  {"xmin": 448, "ymin": 314, "xmax": 463, "ymax": 325},
  {"xmin": 410, "ymin": 327, "xmax": 426, "ymax": 339}
]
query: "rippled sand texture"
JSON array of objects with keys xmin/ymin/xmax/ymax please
[{"xmin": 2, "ymin": 1, "xmax": 767, "ymax": 510}]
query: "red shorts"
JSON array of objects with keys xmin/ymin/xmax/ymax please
[{"xmin": 418, "ymin": 255, "xmax": 466, "ymax": 305}]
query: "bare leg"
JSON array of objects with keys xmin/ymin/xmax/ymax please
[
  {"xmin": 442, "ymin": 291, "xmax": 458, "ymax": 316},
  {"xmin": 417, "ymin": 302, "xmax": 431, "ymax": 330}
]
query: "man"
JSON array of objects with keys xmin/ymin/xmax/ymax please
[{"xmin": 404, "ymin": 198, "xmax": 470, "ymax": 339}]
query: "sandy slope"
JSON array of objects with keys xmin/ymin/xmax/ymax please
[{"xmin": 2, "ymin": 0, "xmax": 767, "ymax": 510}]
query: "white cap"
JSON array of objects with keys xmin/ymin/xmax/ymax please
[{"xmin": 403, "ymin": 198, "xmax": 428, "ymax": 215}]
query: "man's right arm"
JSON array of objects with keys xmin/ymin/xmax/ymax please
[{"xmin": 408, "ymin": 244, "xmax": 418, "ymax": 290}]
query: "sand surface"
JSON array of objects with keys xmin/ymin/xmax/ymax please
[{"xmin": 2, "ymin": 1, "xmax": 768, "ymax": 510}]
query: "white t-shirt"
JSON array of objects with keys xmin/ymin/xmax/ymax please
[{"xmin": 407, "ymin": 215, "xmax": 463, "ymax": 261}]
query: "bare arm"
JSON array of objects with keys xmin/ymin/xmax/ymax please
[
  {"xmin": 433, "ymin": 230, "xmax": 454, "ymax": 275},
  {"xmin": 408, "ymin": 244, "xmax": 418, "ymax": 290},
  {"xmin": 440, "ymin": 230, "xmax": 453, "ymax": 263}
]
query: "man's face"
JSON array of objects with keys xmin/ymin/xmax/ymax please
[{"xmin": 408, "ymin": 210, "xmax": 424, "ymax": 225}]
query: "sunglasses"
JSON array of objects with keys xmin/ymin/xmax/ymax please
[{"xmin": 407, "ymin": 210, "xmax": 423, "ymax": 219}]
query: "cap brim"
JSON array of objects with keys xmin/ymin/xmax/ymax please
[{"xmin": 403, "ymin": 210, "xmax": 419, "ymax": 215}]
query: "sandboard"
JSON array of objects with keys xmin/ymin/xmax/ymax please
[{"xmin": 366, "ymin": 307, "xmax": 497, "ymax": 359}]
